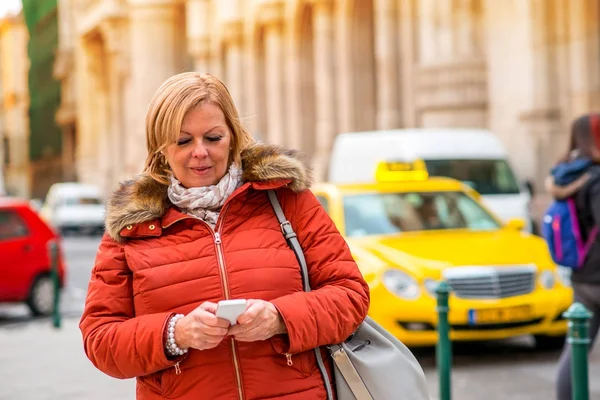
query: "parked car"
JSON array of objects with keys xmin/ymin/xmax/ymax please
[
  {"xmin": 314, "ymin": 161, "xmax": 572, "ymax": 348},
  {"xmin": 40, "ymin": 182, "xmax": 105, "ymax": 236},
  {"xmin": 0, "ymin": 196, "xmax": 66, "ymax": 316}
]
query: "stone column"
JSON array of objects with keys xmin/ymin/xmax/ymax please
[
  {"xmin": 374, "ymin": 0, "xmax": 401, "ymax": 129},
  {"xmin": 73, "ymin": 38, "xmax": 95, "ymax": 184},
  {"xmin": 529, "ymin": 0, "xmax": 558, "ymax": 109},
  {"xmin": 261, "ymin": 2, "xmax": 286, "ymax": 145},
  {"xmin": 418, "ymin": 0, "xmax": 437, "ymax": 64},
  {"xmin": 210, "ymin": 42, "xmax": 224, "ymax": 78},
  {"xmin": 313, "ymin": 0, "xmax": 336, "ymax": 181},
  {"xmin": 453, "ymin": 0, "xmax": 480, "ymax": 59},
  {"xmin": 102, "ymin": 21, "xmax": 128, "ymax": 187},
  {"xmin": 436, "ymin": 0, "xmax": 453, "ymax": 62},
  {"xmin": 284, "ymin": 18, "xmax": 302, "ymax": 151},
  {"xmin": 335, "ymin": 1, "xmax": 353, "ymax": 134},
  {"xmin": 84, "ymin": 38, "xmax": 111, "ymax": 193},
  {"xmin": 520, "ymin": 0, "xmax": 563, "ymax": 187},
  {"xmin": 398, "ymin": 0, "xmax": 417, "ymax": 127},
  {"xmin": 484, "ymin": 0, "xmax": 536, "ymax": 181},
  {"xmin": 223, "ymin": 21, "xmax": 245, "ymax": 111},
  {"xmin": 128, "ymin": 0, "xmax": 181, "ymax": 173},
  {"xmin": 568, "ymin": 0, "xmax": 600, "ymax": 115},
  {"xmin": 186, "ymin": 0, "xmax": 211, "ymax": 73},
  {"xmin": 242, "ymin": 24, "xmax": 260, "ymax": 137}
]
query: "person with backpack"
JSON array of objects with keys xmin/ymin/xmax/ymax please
[{"xmin": 543, "ymin": 113, "xmax": 600, "ymax": 400}]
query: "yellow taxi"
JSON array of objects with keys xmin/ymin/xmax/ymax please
[{"xmin": 314, "ymin": 161, "xmax": 572, "ymax": 347}]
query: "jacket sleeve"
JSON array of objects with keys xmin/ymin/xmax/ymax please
[
  {"xmin": 270, "ymin": 190, "xmax": 370, "ymax": 354},
  {"xmin": 79, "ymin": 234, "xmax": 180, "ymax": 379}
]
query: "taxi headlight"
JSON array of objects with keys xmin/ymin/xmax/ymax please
[
  {"xmin": 539, "ymin": 270, "xmax": 555, "ymax": 289},
  {"xmin": 382, "ymin": 269, "xmax": 421, "ymax": 299},
  {"xmin": 555, "ymin": 266, "xmax": 572, "ymax": 287},
  {"xmin": 423, "ymin": 278, "xmax": 440, "ymax": 296}
]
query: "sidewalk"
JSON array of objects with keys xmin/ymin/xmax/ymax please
[
  {"xmin": 0, "ymin": 318, "xmax": 134, "ymax": 400},
  {"xmin": 2, "ymin": 317, "xmax": 599, "ymax": 400}
]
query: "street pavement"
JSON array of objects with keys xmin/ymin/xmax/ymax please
[
  {"xmin": 0, "ymin": 319, "xmax": 135, "ymax": 400},
  {"xmin": 1, "ymin": 236, "xmax": 600, "ymax": 399}
]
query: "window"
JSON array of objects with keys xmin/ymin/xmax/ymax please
[
  {"xmin": 424, "ymin": 159, "xmax": 521, "ymax": 195},
  {"xmin": 315, "ymin": 195, "xmax": 330, "ymax": 214},
  {"xmin": 0, "ymin": 210, "xmax": 29, "ymax": 241},
  {"xmin": 63, "ymin": 197, "xmax": 103, "ymax": 206},
  {"xmin": 342, "ymin": 191, "xmax": 500, "ymax": 237}
]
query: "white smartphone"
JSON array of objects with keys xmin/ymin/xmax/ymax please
[{"xmin": 216, "ymin": 299, "xmax": 248, "ymax": 325}]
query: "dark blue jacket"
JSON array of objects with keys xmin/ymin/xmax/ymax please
[{"xmin": 547, "ymin": 158, "xmax": 600, "ymax": 283}]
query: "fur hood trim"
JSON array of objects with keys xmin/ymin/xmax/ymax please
[{"xmin": 104, "ymin": 143, "xmax": 313, "ymax": 241}]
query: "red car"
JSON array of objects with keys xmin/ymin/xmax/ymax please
[{"xmin": 0, "ymin": 197, "xmax": 66, "ymax": 316}]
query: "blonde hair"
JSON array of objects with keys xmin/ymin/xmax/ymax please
[{"xmin": 143, "ymin": 72, "xmax": 255, "ymax": 185}]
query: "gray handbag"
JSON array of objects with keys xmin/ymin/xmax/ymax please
[{"xmin": 267, "ymin": 190, "xmax": 430, "ymax": 400}]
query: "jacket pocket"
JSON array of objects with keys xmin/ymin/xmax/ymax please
[
  {"xmin": 138, "ymin": 371, "xmax": 162, "ymax": 394},
  {"xmin": 159, "ymin": 364, "xmax": 180, "ymax": 398},
  {"xmin": 271, "ymin": 337, "xmax": 312, "ymax": 377}
]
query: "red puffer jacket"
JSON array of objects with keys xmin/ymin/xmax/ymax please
[{"xmin": 79, "ymin": 144, "xmax": 370, "ymax": 400}]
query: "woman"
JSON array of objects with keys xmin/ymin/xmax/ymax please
[
  {"xmin": 546, "ymin": 114, "xmax": 600, "ymax": 400},
  {"xmin": 79, "ymin": 72, "xmax": 370, "ymax": 400}
]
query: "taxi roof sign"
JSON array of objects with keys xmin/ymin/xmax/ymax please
[{"xmin": 375, "ymin": 160, "xmax": 429, "ymax": 182}]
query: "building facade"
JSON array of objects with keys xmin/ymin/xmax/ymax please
[
  {"xmin": 59, "ymin": 0, "xmax": 600, "ymax": 202},
  {"xmin": 0, "ymin": 13, "xmax": 30, "ymax": 198}
]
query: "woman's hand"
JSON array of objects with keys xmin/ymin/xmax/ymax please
[
  {"xmin": 227, "ymin": 299, "xmax": 287, "ymax": 342},
  {"xmin": 175, "ymin": 302, "xmax": 230, "ymax": 350}
]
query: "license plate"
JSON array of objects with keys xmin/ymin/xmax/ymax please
[{"xmin": 468, "ymin": 305, "xmax": 532, "ymax": 325}]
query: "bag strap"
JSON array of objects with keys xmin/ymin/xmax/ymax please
[
  {"xmin": 267, "ymin": 190, "xmax": 312, "ymax": 293},
  {"xmin": 266, "ymin": 190, "xmax": 334, "ymax": 400},
  {"xmin": 330, "ymin": 345, "xmax": 374, "ymax": 400},
  {"xmin": 267, "ymin": 190, "xmax": 373, "ymax": 400}
]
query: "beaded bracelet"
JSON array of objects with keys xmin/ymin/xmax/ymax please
[{"xmin": 165, "ymin": 314, "xmax": 188, "ymax": 357}]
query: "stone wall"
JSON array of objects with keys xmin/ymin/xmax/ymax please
[{"xmin": 60, "ymin": 0, "xmax": 600, "ymax": 200}]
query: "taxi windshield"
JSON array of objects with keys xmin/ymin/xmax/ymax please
[{"xmin": 342, "ymin": 191, "xmax": 500, "ymax": 237}]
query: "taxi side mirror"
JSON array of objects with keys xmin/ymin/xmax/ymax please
[{"xmin": 505, "ymin": 218, "xmax": 526, "ymax": 231}]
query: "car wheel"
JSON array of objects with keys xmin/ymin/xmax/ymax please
[
  {"xmin": 534, "ymin": 334, "xmax": 566, "ymax": 350},
  {"xmin": 26, "ymin": 274, "xmax": 56, "ymax": 317}
]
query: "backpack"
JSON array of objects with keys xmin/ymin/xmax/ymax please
[{"xmin": 542, "ymin": 197, "xmax": 599, "ymax": 269}]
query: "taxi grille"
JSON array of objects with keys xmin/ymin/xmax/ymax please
[{"xmin": 443, "ymin": 266, "xmax": 536, "ymax": 299}]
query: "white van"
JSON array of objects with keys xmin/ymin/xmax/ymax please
[
  {"xmin": 328, "ymin": 128, "xmax": 534, "ymax": 231},
  {"xmin": 40, "ymin": 182, "xmax": 106, "ymax": 236}
]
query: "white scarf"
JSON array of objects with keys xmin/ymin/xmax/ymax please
[{"xmin": 167, "ymin": 164, "xmax": 243, "ymax": 227}]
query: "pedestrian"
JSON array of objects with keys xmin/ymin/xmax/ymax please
[
  {"xmin": 546, "ymin": 113, "xmax": 600, "ymax": 400},
  {"xmin": 79, "ymin": 72, "xmax": 370, "ymax": 399}
]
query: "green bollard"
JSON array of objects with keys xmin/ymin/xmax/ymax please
[
  {"xmin": 47, "ymin": 241, "xmax": 61, "ymax": 329},
  {"xmin": 564, "ymin": 303, "xmax": 592, "ymax": 400},
  {"xmin": 436, "ymin": 281, "xmax": 452, "ymax": 400}
]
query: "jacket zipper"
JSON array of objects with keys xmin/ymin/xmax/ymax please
[
  {"xmin": 162, "ymin": 192, "xmax": 253, "ymax": 400},
  {"xmin": 161, "ymin": 198, "xmax": 245, "ymax": 398},
  {"xmin": 213, "ymin": 205, "xmax": 244, "ymax": 400}
]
